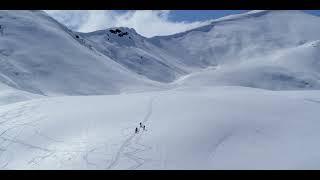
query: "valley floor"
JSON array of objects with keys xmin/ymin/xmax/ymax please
[{"xmin": 0, "ymin": 86, "xmax": 319, "ymax": 169}]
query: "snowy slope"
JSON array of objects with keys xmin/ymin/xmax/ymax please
[
  {"xmin": 176, "ymin": 39, "xmax": 320, "ymax": 90},
  {"xmin": 0, "ymin": 82, "xmax": 42, "ymax": 106},
  {"xmin": 1, "ymin": 10, "xmax": 320, "ymax": 94},
  {"xmin": 1, "ymin": 10, "xmax": 320, "ymax": 170},
  {"xmin": 71, "ymin": 10, "xmax": 320, "ymax": 90},
  {"xmin": 0, "ymin": 86, "xmax": 320, "ymax": 169},
  {"xmin": 81, "ymin": 27, "xmax": 188, "ymax": 83},
  {"xmin": 0, "ymin": 10, "xmax": 160, "ymax": 96},
  {"xmin": 151, "ymin": 10, "xmax": 320, "ymax": 66},
  {"xmin": 151, "ymin": 10, "xmax": 320, "ymax": 90}
]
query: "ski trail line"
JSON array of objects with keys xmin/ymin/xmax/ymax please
[
  {"xmin": 143, "ymin": 98, "xmax": 154, "ymax": 123},
  {"xmin": 304, "ymin": 98, "xmax": 320, "ymax": 104},
  {"xmin": 106, "ymin": 97, "xmax": 155, "ymax": 170},
  {"xmin": 106, "ymin": 133, "xmax": 135, "ymax": 169},
  {"xmin": 125, "ymin": 130, "xmax": 154, "ymax": 170}
]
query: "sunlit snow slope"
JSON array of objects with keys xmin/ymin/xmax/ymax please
[
  {"xmin": 152, "ymin": 10, "xmax": 320, "ymax": 90},
  {"xmin": 1, "ymin": 10, "xmax": 320, "ymax": 94},
  {"xmin": 0, "ymin": 86, "xmax": 320, "ymax": 169},
  {"xmin": 0, "ymin": 10, "xmax": 160, "ymax": 96},
  {"xmin": 0, "ymin": 10, "xmax": 320, "ymax": 170}
]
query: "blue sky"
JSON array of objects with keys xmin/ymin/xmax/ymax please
[
  {"xmin": 46, "ymin": 10, "xmax": 320, "ymax": 38},
  {"xmin": 168, "ymin": 10, "xmax": 320, "ymax": 22}
]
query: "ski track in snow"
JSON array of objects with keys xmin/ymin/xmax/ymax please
[
  {"xmin": 209, "ymin": 132, "xmax": 234, "ymax": 161},
  {"xmin": 0, "ymin": 96, "xmax": 157, "ymax": 169},
  {"xmin": 0, "ymin": 99, "xmax": 94, "ymax": 169},
  {"xmin": 0, "ymin": 99, "xmax": 51, "ymax": 169},
  {"xmin": 304, "ymin": 98, "xmax": 320, "ymax": 104},
  {"xmin": 106, "ymin": 97, "xmax": 155, "ymax": 170}
]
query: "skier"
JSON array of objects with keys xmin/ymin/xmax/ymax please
[
  {"xmin": 143, "ymin": 125, "xmax": 146, "ymax": 131},
  {"xmin": 135, "ymin": 127, "xmax": 139, "ymax": 134},
  {"xmin": 139, "ymin": 122, "xmax": 143, "ymax": 128}
]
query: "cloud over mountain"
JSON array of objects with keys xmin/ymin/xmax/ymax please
[{"xmin": 45, "ymin": 10, "xmax": 211, "ymax": 37}]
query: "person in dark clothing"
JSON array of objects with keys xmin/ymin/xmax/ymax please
[
  {"xmin": 139, "ymin": 122, "xmax": 143, "ymax": 128},
  {"xmin": 135, "ymin": 127, "xmax": 139, "ymax": 134},
  {"xmin": 143, "ymin": 125, "xmax": 146, "ymax": 131}
]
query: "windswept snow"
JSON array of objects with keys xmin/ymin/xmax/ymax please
[
  {"xmin": 0, "ymin": 86, "xmax": 320, "ymax": 169},
  {"xmin": 176, "ymin": 39, "xmax": 320, "ymax": 90},
  {"xmin": 1, "ymin": 10, "xmax": 320, "ymax": 93},
  {"xmin": 0, "ymin": 10, "xmax": 320, "ymax": 169},
  {"xmin": 151, "ymin": 10, "xmax": 320, "ymax": 90}
]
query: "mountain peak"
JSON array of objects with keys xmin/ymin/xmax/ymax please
[
  {"xmin": 107, "ymin": 27, "xmax": 138, "ymax": 34},
  {"xmin": 83, "ymin": 26, "xmax": 142, "ymax": 39}
]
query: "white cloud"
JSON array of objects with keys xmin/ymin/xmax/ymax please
[{"xmin": 45, "ymin": 10, "xmax": 211, "ymax": 38}]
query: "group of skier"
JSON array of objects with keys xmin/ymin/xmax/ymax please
[{"xmin": 135, "ymin": 122, "xmax": 146, "ymax": 134}]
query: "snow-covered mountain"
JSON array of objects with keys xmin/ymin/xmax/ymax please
[
  {"xmin": 177, "ymin": 39, "xmax": 320, "ymax": 90},
  {"xmin": 80, "ymin": 27, "xmax": 188, "ymax": 83},
  {"xmin": 1, "ymin": 10, "xmax": 320, "ymax": 95},
  {"xmin": 0, "ymin": 10, "xmax": 161, "ymax": 96},
  {"xmin": 151, "ymin": 10, "xmax": 320, "ymax": 90},
  {"xmin": 1, "ymin": 10, "xmax": 320, "ymax": 170}
]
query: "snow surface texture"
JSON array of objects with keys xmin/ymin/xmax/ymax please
[
  {"xmin": 1, "ymin": 86, "xmax": 320, "ymax": 169},
  {"xmin": 0, "ymin": 10, "xmax": 320, "ymax": 169}
]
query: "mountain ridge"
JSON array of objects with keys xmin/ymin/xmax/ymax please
[{"xmin": 1, "ymin": 10, "xmax": 320, "ymax": 97}]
